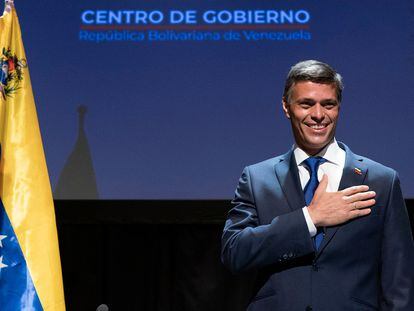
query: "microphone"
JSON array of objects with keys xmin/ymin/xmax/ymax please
[{"xmin": 96, "ymin": 304, "xmax": 109, "ymax": 311}]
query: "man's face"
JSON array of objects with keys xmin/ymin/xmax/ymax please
[{"xmin": 282, "ymin": 81, "xmax": 340, "ymax": 155}]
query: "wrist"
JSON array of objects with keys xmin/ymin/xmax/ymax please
[
  {"xmin": 307, "ymin": 205, "xmax": 320, "ymax": 227},
  {"xmin": 302, "ymin": 207, "xmax": 317, "ymax": 237}
]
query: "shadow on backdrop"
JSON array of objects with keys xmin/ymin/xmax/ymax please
[{"xmin": 54, "ymin": 105, "xmax": 99, "ymax": 199}]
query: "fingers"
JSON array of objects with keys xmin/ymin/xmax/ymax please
[
  {"xmin": 344, "ymin": 191, "xmax": 376, "ymax": 203},
  {"xmin": 341, "ymin": 185, "xmax": 369, "ymax": 196},
  {"xmin": 349, "ymin": 198, "xmax": 376, "ymax": 210},
  {"xmin": 314, "ymin": 174, "xmax": 329, "ymax": 195},
  {"xmin": 349, "ymin": 207, "xmax": 372, "ymax": 219}
]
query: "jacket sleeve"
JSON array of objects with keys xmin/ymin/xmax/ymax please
[
  {"xmin": 221, "ymin": 166, "xmax": 315, "ymax": 274},
  {"xmin": 380, "ymin": 172, "xmax": 414, "ymax": 310}
]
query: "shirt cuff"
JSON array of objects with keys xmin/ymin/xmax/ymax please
[{"xmin": 302, "ymin": 207, "xmax": 317, "ymax": 237}]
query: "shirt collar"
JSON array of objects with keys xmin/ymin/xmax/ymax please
[{"xmin": 293, "ymin": 138, "xmax": 344, "ymax": 167}]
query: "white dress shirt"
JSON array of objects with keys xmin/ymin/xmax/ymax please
[{"xmin": 293, "ymin": 139, "xmax": 346, "ymax": 237}]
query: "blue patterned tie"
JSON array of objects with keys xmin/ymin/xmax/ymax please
[{"xmin": 303, "ymin": 157, "xmax": 327, "ymax": 250}]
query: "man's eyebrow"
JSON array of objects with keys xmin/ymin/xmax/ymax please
[
  {"xmin": 320, "ymin": 99, "xmax": 339, "ymax": 104},
  {"xmin": 295, "ymin": 98, "xmax": 338, "ymax": 104},
  {"xmin": 296, "ymin": 98, "xmax": 316, "ymax": 103}
]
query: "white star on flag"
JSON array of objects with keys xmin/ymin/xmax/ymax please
[
  {"xmin": 0, "ymin": 235, "xmax": 7, "ymax": 247},
  {"xmin": 0, "ymin": 256, "xmax": 8, "ymax": 270}
]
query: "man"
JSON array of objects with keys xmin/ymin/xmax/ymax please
[{"xmin": 221, "ymin": 60, "xmax": 414, "ymax": 310}]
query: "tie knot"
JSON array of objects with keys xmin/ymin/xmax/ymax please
[{"xmin": 303, "ymin": 157, "xmax": 326, "ymax": 174}]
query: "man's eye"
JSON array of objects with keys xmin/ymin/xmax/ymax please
[{"xmin": 323, "ymin": 103, "xmax": 336, "ymax": 109}]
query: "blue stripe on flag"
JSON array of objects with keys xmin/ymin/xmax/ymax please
[{"xmin": 0, "ymin": 200, "xmax": 43, "ymax": 310}]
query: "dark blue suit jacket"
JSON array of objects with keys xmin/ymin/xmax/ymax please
[{"xmin": 222, "ymin": 143, "xmax": 414, "ymax": 310}]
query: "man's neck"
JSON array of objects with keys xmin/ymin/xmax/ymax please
[{"xmin": 293, "ymin": 138, "xmax": 345, "ymax": 168}]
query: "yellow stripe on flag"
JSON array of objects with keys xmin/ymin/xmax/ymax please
[{"xmin": 0, "ymin": 5, "xmax": 65, "ymax": 310}]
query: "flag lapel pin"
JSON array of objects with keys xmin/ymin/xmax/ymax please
[{"xmin": 354, "ymin": 167, "xmax": 362, "ymax": 175}]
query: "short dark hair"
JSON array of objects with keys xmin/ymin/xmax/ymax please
[{"xmin": 283, "ymin": 60, "xmax": 343, "ymax": 103}]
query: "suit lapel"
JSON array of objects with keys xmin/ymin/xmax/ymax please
[
  {"xmin": 274, "ymin": 150, "xmax": 306, "ymax": 211},
  {"xmin": 316, "ymin": 143, "xmax": 368, "ymax": 257}
]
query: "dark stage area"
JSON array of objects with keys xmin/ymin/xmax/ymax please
[{"xmin": 56, "ymin": 200, "xmax": 414, "ymax": 311}]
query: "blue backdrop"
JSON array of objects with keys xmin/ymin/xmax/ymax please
[{"xmin": 13, "ymin": 0, "xmax": 414, "ymax": 199}]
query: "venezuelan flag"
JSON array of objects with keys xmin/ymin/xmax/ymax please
[{"xmin": 0, "ymin": 1, "xmax": 65, "ymax": 310}]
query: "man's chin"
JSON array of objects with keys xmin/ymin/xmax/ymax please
[{"xmin": 301, "ymin": 139, "xmax": 332, "ymax": 154}]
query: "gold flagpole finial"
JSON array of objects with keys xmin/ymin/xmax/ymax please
[{"xmin": 4, "ymin": 0, "xmax": 14, "ymax": 13}]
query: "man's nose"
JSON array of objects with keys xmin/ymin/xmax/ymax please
[{"xmin": 310, "ymin": 103, "xmax": 324, "ymax": 121}]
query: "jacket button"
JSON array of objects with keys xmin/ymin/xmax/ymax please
[{"xmin": 306, "ymin": 306, "xmax": 312, "ymax": 311}]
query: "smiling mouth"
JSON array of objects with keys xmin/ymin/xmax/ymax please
[{"xmin": 306, "ymin": 123, "xmax": 330, "ymax": 130}]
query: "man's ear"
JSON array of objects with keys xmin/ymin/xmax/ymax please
[{"xmin": 282, "ymin": 98, "xmax": 290, "ymax": 119}]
